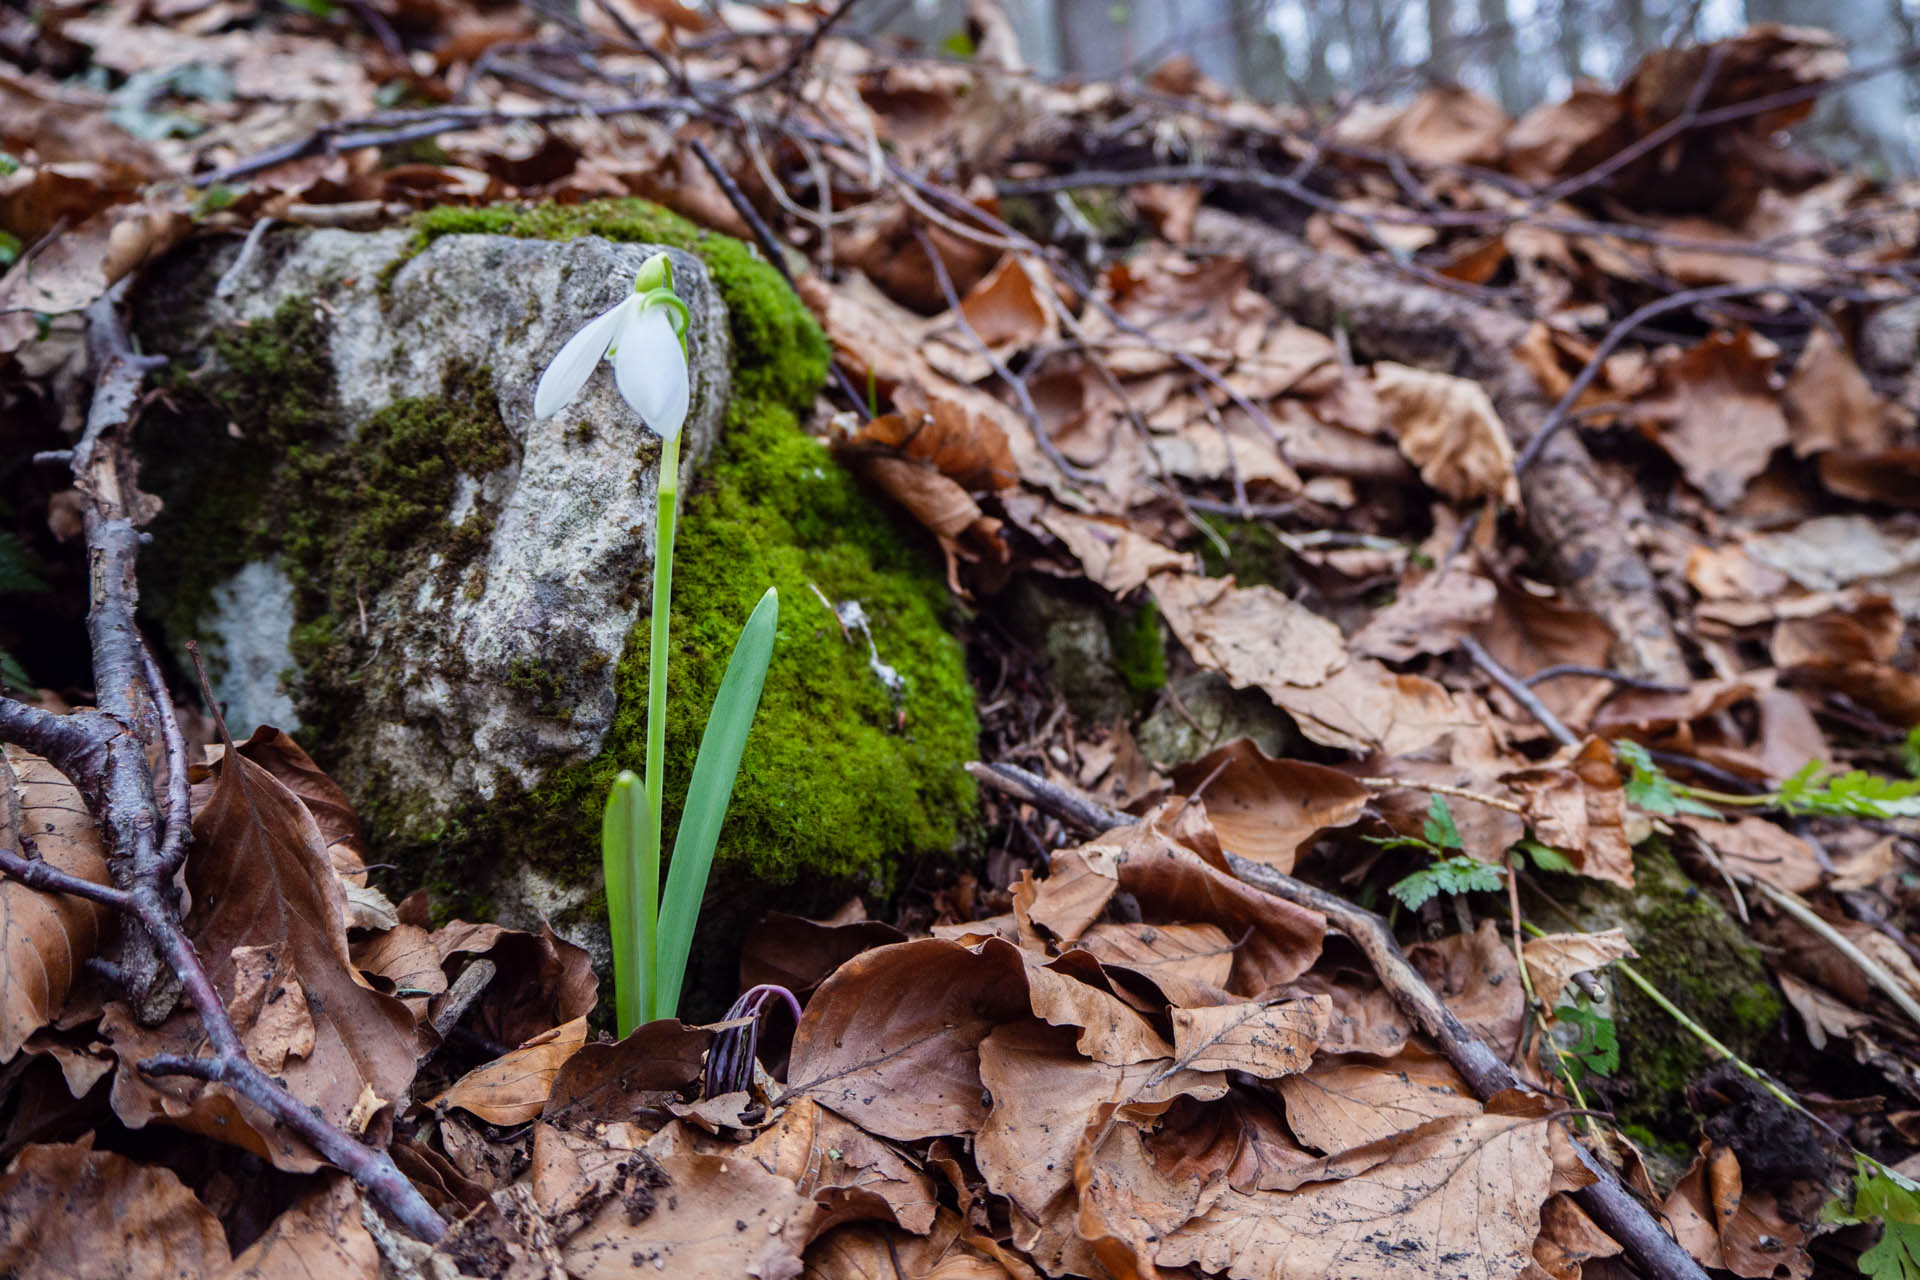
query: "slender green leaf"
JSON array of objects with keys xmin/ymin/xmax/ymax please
[
  {"xmin": 653, "ymin": 587, "xmax": 779, "ymax": 1021},
  {"xmin": 601, "ymin": 770, "xmax": 646, "ymax": 1036}
]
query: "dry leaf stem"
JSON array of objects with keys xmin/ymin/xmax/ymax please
[
  {"xmin": 0, "ymin": 285, "xmax": 447, "ymax": 1243},
  {"xmin": 969, "ymin": 759, "xmax": 1710, "ymax": 1280}
]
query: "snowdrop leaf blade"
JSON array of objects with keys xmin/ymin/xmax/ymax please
[
  {"xmin": 614, "ymin": 304, "xmax": 690, "ymax": 440},
  {"xmin": 533, "ymin": 299, "xmax": 626, "ymax": 419}
]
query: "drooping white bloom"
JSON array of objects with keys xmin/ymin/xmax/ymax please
[{"xmin": 534, "ymin": 254, "xmax": 691, "ymax": 440}]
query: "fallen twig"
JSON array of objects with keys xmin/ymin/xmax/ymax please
[{"xmin": 967, "ymin": 759, "xmax": 1710, "ymax": 1280}]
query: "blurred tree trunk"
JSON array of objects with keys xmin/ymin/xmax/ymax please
[
  {"xmin": 1555, "ymin": 0, "xmax": 1586, "ymax": 82},
  {"xmin": 1428, "ymin": 0, "xmax": 1459, "ymax": 81},
  {"xmin": 1478, "ymin": 0, "xmax": 1524, "ymax": 112}
]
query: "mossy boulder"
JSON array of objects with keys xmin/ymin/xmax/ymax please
[{"xmin": 133, "ymin": 200, "xmax": 979, "ymax": 989}]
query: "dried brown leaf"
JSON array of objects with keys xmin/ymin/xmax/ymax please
[
  {"xmin": 1169, "ymin": 739, "xmax": 1368, "ymax": 872},
  {"xmin": 788, "ymin": 936, "xmax": 1033, "ymax": 1140},
  {"xmin": 1784, "ymin": 325, "xmax": 1893, "ymax": 457},
  {"xmin": 1662, "ymin": 1144, "xmax": 1810, "ymax": 1280},
  {"xmin": 0, "ymin": 1136, "xmax": 229, "ymax": 1278},
  {"xmin": 1631, "ymin": 329, "xmax": 1789, "ymax": 509},
  {"xmin": 223, "ymin": 1177, "xmax": 379, "ymax": 1280},
  {"xmin": 543, "ymin": 1020, "xmax": 711, "ymax": 1128},
  {"xmin": 1522, "ymin": 929, "xmax": 1635, "ymax": 1011},
  {"xmin": 748, "ymin": 1096, "xmax": 940, "ymax": 1240},
  {"xmin": 740, "ymin": 912, "xmax": 907, "ymax": 1001},
  {"xmin": 1374, "ymin": 362, "xmax": 1521, "ymax": 507},
  {"xmin": 1275, "ymin": 1048, "xmax": 1481, "ymax": 1153},
  {"xmin": 103, "ymin": 747, "xmax": 417, "ymax": 1170},
  {"xmin": 1158, "ymin": 1099, "xmax": 1557, "ymax": 1280},
  {"xmin": 435, "ymin": 1015, "xmax": 589, "ymax": 1126},
  {"xmin": 560, "ymin": 1136, "xmax": 810, "ymax": 1280},
  {"xmin": 1106, "ymin": 824, "xmax": 1326, "ymax": 993},
  {"xmin": 1168, "ymin": 996, "xmax": 1329, "ymax": 1077},
  {"xmin": 0, "ymin": 746, "xmax": 112, "ymax": 1061},
  {"xmin": 975, "ymin": 1021, "xmax": 1226, "ymax": 1220}
]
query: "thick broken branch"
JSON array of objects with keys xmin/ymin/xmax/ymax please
[{"xmin": 968, "ymin": 759, "xmax": 1710, "ymax": 1280}]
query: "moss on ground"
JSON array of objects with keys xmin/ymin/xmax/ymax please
[
  {"xmin": 1578, "ymin": 840, "xmax": 1784, "ymax": 1135},
  {"xmin": 409, "ymin": 200, "xmax": 979, "ymax": 891},
  {"xmin": 1192, "ymin": 517, "xmax": 1297, "ymax": 592}
]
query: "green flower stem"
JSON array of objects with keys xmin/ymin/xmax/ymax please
[{"xmin": 636, "ymin": 427, "xmax": 681, "ymax": 1033}]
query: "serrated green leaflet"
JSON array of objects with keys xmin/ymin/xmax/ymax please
[
  {"xmin": 652, "ymin": 587, "xmax": 779, "ymax": 1022},
  {"xmin": 1388, "ymin": 854, "xmax": 1503, "ymax": 910}
]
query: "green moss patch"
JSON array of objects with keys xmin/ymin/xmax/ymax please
[{"xmin": 1589, "ymin": 841, "xmax": 1784, "ymax": 1134}]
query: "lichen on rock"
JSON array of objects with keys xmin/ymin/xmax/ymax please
[{"xmin": 136, "ymin": 199, "xmax": 979, "ymax": 978}]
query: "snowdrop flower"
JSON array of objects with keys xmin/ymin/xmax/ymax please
[{"xmin": 534, "ymin": 252, "xmax": 691, "ymax": 439}]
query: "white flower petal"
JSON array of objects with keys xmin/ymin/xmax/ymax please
[
  {"xmin": 533, "ymin": 299, "xmax": 627, "ymax": 419},
  {"xmin": 613, "ymin": 304, "xmax": 690, "ymax": 440}
]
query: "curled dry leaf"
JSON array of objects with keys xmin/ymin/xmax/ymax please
[
  {"xmin": 1661, "ymin": 1143, "xmax": 1811, "ymax": 1280},
  {"xmin": 1522, "ymin": 929, "xmax": 1636, "ymax": 1011},
  {"xmin": 1169, "ymin": 738, "xmax": 1368, "ymax": 872},
  {"xmin": 542, "ymin": 1020, "xmax": 711, "ymax": 1128},
  {"xmin": 1168, "ymin": 996, "xmax": 1330, "ymax": 1076},
  {"xmin": 1019, "ymin": 951, "xmax": 1173, "ymax": 1065},
  {"xmin": 1679, "ymin": 815, "xmax": 1824, "ymax": 895},
  {"xmin": 976, "ymin": 1021, "xmax": 1227, "ymax": 1221},
  {"xmin": 0, "ymin": 746, "xmax": 113, "ymax": 1061},
  {"xmin": 1502, "ymin": 737, "xmax": 1635, "ymax": 890},
  {"xmin": 1036, "ymin": 507, "xmax": 1194, "ymax": 596},
  {"xmin": 1022, "ymin": 844, "xmax": 1120, "ymax": 944},
  {"xmin": 434, "ymin": 1014, "xmax": 590, "ymax": 1126},
  {"xmin": 0, "ymin": 1136, "xmax": 229, "ymax": 1278},
  {"xmin": 1409, "ymin": 922, "xmax": 1528, "ymax": 1062},
  {"xmin": 746, "ymin": 1095, "xmax": 940, "ymax": 1240},
  {"xmin": 787, "ymin": 936, "xmax": 1034, "ymax": 1141},
  {"xmin": 1775, "ymin": 970, "xmax": 1869, "ymax": 1052},
  {"xmin": 955, "ymin": 254, "xmax": 1058, "ymax": 353},
  {"xmin": 1373, "ymin": 362, "xmax": 1521, "ymax": 508},
  {"xmin": 102, "ymin": 746, "xmax": 418, "ymax": 1171},
  {"xmin": 739, "ymin": 911, "xmax": 908, "ymax": 1000},
  {"xmin": 1784, "ymin": 325, "xmax": 1894, "ymax": 457},
  {"xmin": 1075, "ymin": 921, "xmax": 1236, "ymax": 996},
  {"xmin": 1630, "ymin": 329, "xmax": 1789, "ymax": 510},
  {"xmin": 0, "ymin": 198, "xmax": 189, "ymax": 355},
  {"xmin": 1352, "ymin": 563, "xmax": 1497, "ymax": 662},
  {"xmin": 1102, "ymin": 824, "xmax": 1326, "ymax": 993}
]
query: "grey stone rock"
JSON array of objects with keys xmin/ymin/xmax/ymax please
[{"xmin": 142, "ymin": 226, "xmax": 729, "ymax": 847}]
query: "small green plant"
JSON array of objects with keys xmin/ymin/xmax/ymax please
[
  {"xmin": 1613, "ymin": 740, "xmax": 1719, "ymax": 816},
  {"xmin": 1551, "ymin": 996, "xmax": 1619, "ymax": 1082},
  {"xmin": 1903, "ymin": 726, "xmax": 1920, "ymax": 780},
  {"xmin": 1616, "ymin": 739, "xmax": 1920, "ymax": 820},
  {"xmin": 1369, "ymin": 795, "xmax": 1506, "ymax": 910},
  {"xmin": 541, "ymin": 253, "xmax": 779, "ymax": 1035},
  {"xmin": 1778, "ymin": 761, "xmax": 1920, "ymax": 819},
  {"xmin": 1826, "ymin": 1155, "xmax": 1920, "ymax": 1280}
]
